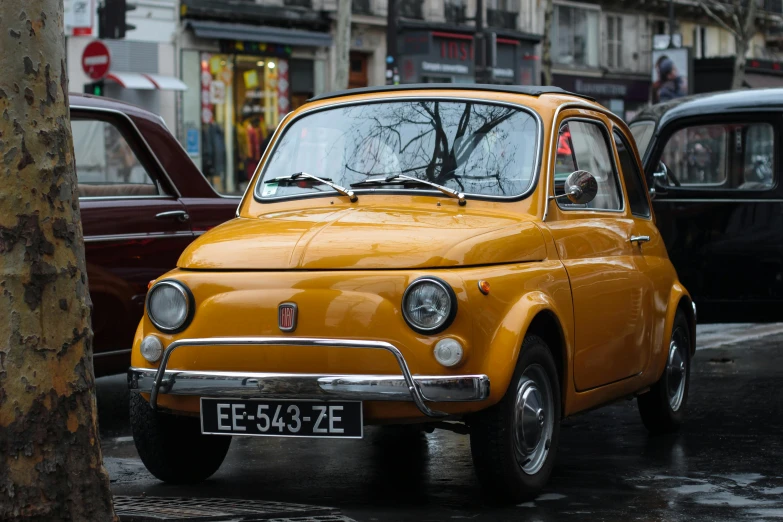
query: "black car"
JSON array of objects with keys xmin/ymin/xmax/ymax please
[{"xmin": 630, "ymin": 89, "xmax": 781, "ymax": 323}]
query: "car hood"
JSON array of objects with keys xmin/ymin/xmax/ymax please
[{"xmin": 178, "ymin": 205, "xmax": 546, "ymax": 270}]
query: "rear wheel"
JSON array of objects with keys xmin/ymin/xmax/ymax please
[
  {"xmin": 130, "ymin": 393, "xmax": 231, "ymax": 483},
  {"xmin": 638, "ymin": 310, "xmax": 691, "ymax": 434},
  {"xmin": 469, "ymin": 335, "xmax": 561, "ymax": 503}
]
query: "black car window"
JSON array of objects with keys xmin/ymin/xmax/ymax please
[
  {"xmin": 72, "ymin": 118, "xmax": 160, "ymax": 198},
  {"xmin": 613, "ymin": 130, "xmax": 651, "ymax": 218},
  {"xmin": 629, "ymin": 121, "xmax": 655, "ymax": 158},
  {"xmin": 555, "ymin": 120, "xmax": 623, "ymax": 211},
  {"xmin": 660, "ymin": 122, "xmax": 775, "ymax": 190}
]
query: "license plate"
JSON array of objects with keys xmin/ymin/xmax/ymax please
[{"xmin": 200, "ymin": 398, "xmax": 363, "ymax": 439}]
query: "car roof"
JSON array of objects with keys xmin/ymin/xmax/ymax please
[
  {"xmin": 631, "ymin": 88, "xmax": 783, "ymax": 128},
  {"xmin": 308, "ymin": 83, "xmax": 596, "ymax": 103},
  {"xmin": 68, "ymin": 92, "xmax": 161, "ymax": 121}
]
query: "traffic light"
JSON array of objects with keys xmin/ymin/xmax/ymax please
[
  {"xmin": 84, "ymin": 81, "xmax": 105, "ymax": 97},
  {"xmin": 98, "ymin": 0, "xmax": 136, "ymax": 39}
]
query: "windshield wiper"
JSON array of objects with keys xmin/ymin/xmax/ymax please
[
  {"xmin": 351, "ymin": 174, "xmax": 465, "ymax": 206},
  {"xmin": 266, "ymin": 172, "xmax": 357, "ymax": 202}
]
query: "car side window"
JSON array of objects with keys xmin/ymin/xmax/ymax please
[
  {"xmin": 72, "ymin": 118, "xmax": 160, "ymax": 198},
  {"xmin": 660, "ymin": 122, "xmax": 775, "ymax": 190},
  {"xmin": 555, "ymin": 120, "xmax": 623, "ymax": 211},
  {"xmin": 613, "ymin": 130, "xmax": 651, "ymax": 218}
]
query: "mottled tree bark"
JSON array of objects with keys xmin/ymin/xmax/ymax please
[{"xmin": 0, "ymin": 1, "xmax": 117, "ymax": 520}]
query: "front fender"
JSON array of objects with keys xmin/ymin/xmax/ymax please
[{"xmin": 467, "ymin": 263, "xmax": 573, "ymax": 404}]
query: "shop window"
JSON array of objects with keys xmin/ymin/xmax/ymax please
[
  {"xmin": 606, "ymin": 15, "xmax": 623, "ymax": 69},
  {"xmin": 553, "ymin": 5, "xmax": 600, "ymax": 68},
  {"xmin": 660, "ymin": 122, "xmax": 776, "ymax": 189},
  {"xmin": 72, "ymin": 119, "xmax": 159, "ymax": 198},
  {"xmin": 555, "ymin": 121, "xmax": 623, "ymax": 211},
  {"xmin": 199, "ymin": 52, "xmax": 290, "ymax": 196}
]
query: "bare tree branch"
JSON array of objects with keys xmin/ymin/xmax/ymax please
[{"xmin": 697, "ymin": 0, "xmax": 741, "ymax": 37}]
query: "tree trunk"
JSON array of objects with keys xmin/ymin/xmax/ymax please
[
  {"xmin": 541, "ymin": 0, "xmax": 554, "ymax": 86},
  {"xmin": 731, "ymin": 0, "xmax": 757, "ymax": 90},
  {"xmin": 334, "ymin": 0, "xmax": 352, "ymax": 90},
  {"xmin": 0, "ymin": 1, "xmax": 117, "ymax": 520},
  {"xmin": 731, "ymin": 37, "xmax": 749, "ymax": 90}
]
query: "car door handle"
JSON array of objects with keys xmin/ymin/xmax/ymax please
[
  {"xmin": 155, "ymin": 210, "xmax": 190, "ymax": 223},
  {"xmin": 630, "ymin": 235, "xmax": 651, "ymax": 245}
]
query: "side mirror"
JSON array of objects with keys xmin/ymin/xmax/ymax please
[
  {"xmin": 549, "ymin": 170, "xmax": 597, "ymax": 205},
  {"xmin": 651, "ymin": 161, "xmax": 670, "ymax": 197}
]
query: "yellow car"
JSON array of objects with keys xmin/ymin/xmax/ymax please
[{"xmin": 128, "ymin": 85, "xmax": 695, "ymax": 502}]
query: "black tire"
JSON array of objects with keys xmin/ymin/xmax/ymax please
[
  {"xmin": 469, "ymin": 335, "xmax": 561, "ymax": 503},
  {"xmin": 638, "ymin": 310, "xmax": 691, "ymax": 435},
  {"xmin": 130, "ymin": 393, "xmax": 231, "ymax": 483}
]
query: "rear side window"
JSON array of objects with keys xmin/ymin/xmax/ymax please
[
  {"xmin": 613, "ymin": 130, "xmax": 650, "ymax": 218},
  {"xmin": 72, "ymin": 118, "xmax": 160, "ymax": 198},
  {"xmin": 660, "ymin": 122, "xmax": 775, "ymax": 190}
]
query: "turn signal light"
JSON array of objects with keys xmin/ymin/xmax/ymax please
[{"xmin": 478, "ymin": 280, "xmax": 491, "ymax": 295}]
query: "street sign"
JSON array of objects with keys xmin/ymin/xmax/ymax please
[{"xmin": 82, "ymin": 40, "xmax": 111, "ymax": 81}]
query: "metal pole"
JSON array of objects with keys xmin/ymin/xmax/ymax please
[
  {"xmin": 668, "ymin": 0, "xmax": 676, "ymax": 48},
  {"xmin": 386, "ymin": 0, "xmax": 399, "ymax": 85},
  {"xmin": 475, "ymin": 0, "xmax": 485, "ymax": 83}
]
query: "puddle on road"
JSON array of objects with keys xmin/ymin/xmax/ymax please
[{"xmin": 632, "ymin": 472, "xmax": 783, "ymax": 519}]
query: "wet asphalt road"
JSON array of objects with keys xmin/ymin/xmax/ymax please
[{"xmin": 98, "ymin": 324, "xmax": 783, "ymax": 521}]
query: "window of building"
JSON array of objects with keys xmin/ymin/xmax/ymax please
[
  {"xmin": 554, "ymin": 4, "xmax": 600, "ymax": 67},
  {"xmin": 606, "ymin": 15, "xmax": 623, "ymax": 69},
  {"xmin": 198, "ymin": 53, "xmax": 290, "ymax": 196},
  {"xmin": 555, "ymin": 120, "xmax": 623, "ymax": 210},
  {"xmin": 72, "ymin": 119, "xmax": 159, "ymax": 198},
  {"xmin": 613, "ymin": 129, "xmax": 650, "ymax": 217},
  {"xmin": 660, "ymin": 122, "xmax": 776, "ymax": 189}
]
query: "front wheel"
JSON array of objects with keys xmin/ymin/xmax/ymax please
[
  {"xmin": 638, "ymin": 310, "xmax": 691, "ymax": 434},
  {"xmin": 469, "ymin": 335, "xmax": 561, "ymax": 503},
  {"xmin": 130, "ymin": 393, "xmax": 231, "ymax": 483}
]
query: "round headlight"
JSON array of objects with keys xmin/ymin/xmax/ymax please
[
  {"xmin": 402, "ymin": 277, "xmax": 457, "ymax": 334},
  {"xmin": 146, "ymin": 280, "xmax": 194, "ymax": 333}
]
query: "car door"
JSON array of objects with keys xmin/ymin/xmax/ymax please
[
  {"xmin": 544, "ymin": 112, "xmax": 656, "ymax": 391},
  {"xmin": 71, "ymin": 108, "xmax": 195, "ymax": 375},
  {"xmin": 648, "ymin": 115, "xmax": 782, "ymax": 322}
]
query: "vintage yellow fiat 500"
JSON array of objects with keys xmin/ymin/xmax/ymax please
[{"xmin": 128, "ymin": 85, "xmax": 695, "ymax": 502}]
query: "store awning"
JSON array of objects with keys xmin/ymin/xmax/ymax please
[
  {"xmin": 106, "ymin": 72, "xmax": 188, "ymax": 91},
  {"xmin": 186, "ymin": 20, "xmax": 333, "ymax": 48},
  {"xmin": 107, "ymin": 72, "xmax": 156, "ymax": 90},
  {"xmin": 144, "ymin": 74, "xmax": 188, "ymax": 91},
  {"xmin": 743, "ymin": 73, "xmax": 783, "ymax": 89}
]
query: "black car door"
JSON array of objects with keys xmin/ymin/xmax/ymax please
[{"xmin": 648, "ymin": 113, "xmax": 782, "ymax": 322}]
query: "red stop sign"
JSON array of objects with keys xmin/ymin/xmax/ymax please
[{"xmin": 82, "ymin": 41, "xmax": 111, "ymax": 81}]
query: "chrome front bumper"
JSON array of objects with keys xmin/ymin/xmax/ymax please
[{"xmin": 128, "ymin": 336, "xmax": 490, "ymax": 418}]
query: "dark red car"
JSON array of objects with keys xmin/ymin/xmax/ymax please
[{"xmin": 70, "ymin": 93, "xmax": 238, "ymax": 376}]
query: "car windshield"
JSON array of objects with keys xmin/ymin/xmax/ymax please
[
  {"xmin": 629, "ymin": 121, "xmax": 656, "ymax": 159},
  {"xmin": 255, "ymin": 100, "xmax": 539, "ymax": 200}
]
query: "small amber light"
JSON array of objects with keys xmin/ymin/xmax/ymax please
[
  {"xmin": 147, "ymin": 280, "xmax": 155, "ymax": 290},
  {"xmin": 478, "ymin": 280, "xmax": 490, "ymax": 295}
]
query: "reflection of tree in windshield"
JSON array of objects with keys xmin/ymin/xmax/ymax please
[{"xmin": 259, "ymin": 100, "xmax": 538, "ymax": 198}]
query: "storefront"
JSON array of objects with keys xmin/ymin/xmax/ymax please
[
  {"xmin": 179, "ymin": 20, "xmax": 331, "ymax": 195},
  {"xmin": 693, "ymin": 57, "xmax": 783, "ymax": 93},
  {"xmin": 552, "ymin": 74, "xmax": 652, "ymax": 121},
  {"xmin": 398, "ymin": 28, "xmax": 539, "ymax": 85}
]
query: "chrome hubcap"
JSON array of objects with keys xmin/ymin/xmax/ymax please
[
  {"xmin": 513, "ymin": 364, "xmax": 554, "ymax": 475},
  {"xmin": 666, "ymin": 330, "xmax": 687, "ymax": 411}
]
